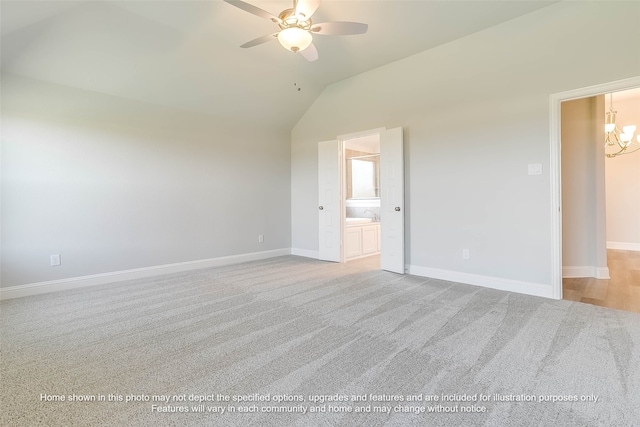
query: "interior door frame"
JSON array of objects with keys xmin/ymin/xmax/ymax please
[
  {"xmin": 337, "ymin": 127, "xmax": 386, "ymax": 263},
  {"xmin": 549, "ymin": 75, "xmax": 640, "ymax": 300}
]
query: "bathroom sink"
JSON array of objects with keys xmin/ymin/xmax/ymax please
[{"xmin": 346, "ymin": 217, "xmax": 374, "ymax": 225}]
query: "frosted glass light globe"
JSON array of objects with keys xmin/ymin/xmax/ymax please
[{"xmin": 277, "ymin": 27, "xmax": 312, "ymax": 52}]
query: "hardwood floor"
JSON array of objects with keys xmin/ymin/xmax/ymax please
[
  {"xmin": 563, "ymin": 250, "xmax": 640, "ymax": 313},
  {"xmin": 350, "ymin": 253, "xmax": 640, "ymax": 313}
]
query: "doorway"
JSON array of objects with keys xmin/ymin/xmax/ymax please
[
  {"xmin": 344, "ymin": 134, "xmax": 381, "ymax": 266},
  {"xmin": 318, "ymin": 127, "xmax": 405, "ymax": 273},
  {"xmin": 551, "ymin": 76, "xmax": 640, "ymax": 307}
]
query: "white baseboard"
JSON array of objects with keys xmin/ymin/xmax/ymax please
[
  {"xmin": 290, "ymin": 248, "xmax": 319, "ymax": 259},
  {"xmin": 596, "ymin": 267, "xmax": 611, "ymax": 279},
  {"xmin": 408, "ymin": 265, "xmax": 554, "ymax": 299},
  {"xmin": 562, "ymin": 266, "xmax": 610, "ymax": 279},
  {"xmin": 607, "ymin": 241, "xmax": 640, "ymax": 251},
  {"xmin": 0, "ymin": 248, "xmax": 291, "ymax": 300}
]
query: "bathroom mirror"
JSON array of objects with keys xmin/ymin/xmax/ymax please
[{"xmin": 346, "ymin": 155, "xmax": 379, "ymax": 199}]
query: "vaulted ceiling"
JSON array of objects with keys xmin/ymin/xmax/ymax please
[{"xmin": 1, "ymin": 1, "xmax": 557, "ymax": 129}]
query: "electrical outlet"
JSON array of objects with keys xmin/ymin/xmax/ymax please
[
  {"xmin": 50, "ymin": 254, "xmax": 61, "ymax": 266},
  {"xmin": 462, "ymin": 249, "xmax": 470, "ymax": 260},
  {"xmin": 258, "ymin": 234, "xmax": 264, "ymax": 243}
]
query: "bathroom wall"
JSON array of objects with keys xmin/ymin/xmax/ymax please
[{"xmin": 346, "ymin": 204, "xmax": 380, "ymax": 221}]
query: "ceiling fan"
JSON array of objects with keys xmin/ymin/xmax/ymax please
[{"xmin": 223, "ymin": 0, "xmax": 368, "ymax": 62}]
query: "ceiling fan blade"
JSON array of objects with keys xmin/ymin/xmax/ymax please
[
  {"xmin": 311, "ymin": 21, "xmax": 368, "ymax": 36},
  {"xmin": 300, "ymin": 42, "xmax": 318, "ymax": 62},
  {"xmin": 295, "ymin": 0, "xmax": 320, "ymax": 20},
  {"xmin": 223, "ymin": 0, "xmax": 281, "ymax": 23},
  {"xmin": 240, "ymin": 33, "xmax": 278, "ymax": 48}
]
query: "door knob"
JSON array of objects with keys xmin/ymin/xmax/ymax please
[
  {"xmin": 395, "ymin": 207, "xmax": 401, "ymax": 211},
  {"xmin": 319, "ymin": 206, "xmax": 324, "ymax": 210}
]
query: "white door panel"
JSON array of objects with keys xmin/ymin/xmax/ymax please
[
  {"xmin": 318, "ymin": 140, "xmax": 341, "ymax": 262},
  {"xmin": 380, "ymin": 127, "xmax": 405, "ymax": 273}
]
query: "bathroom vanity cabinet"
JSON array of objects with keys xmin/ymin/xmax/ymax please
[{"xmin": 345, "ymin": 221, "xmax": 380, "ymax": 260}]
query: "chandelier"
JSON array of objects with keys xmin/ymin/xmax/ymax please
[{"xmin": 604, "ymin": 93, "xmax": 639, "ymax": 158}]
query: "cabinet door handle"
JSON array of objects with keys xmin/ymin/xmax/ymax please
[
  {"xmin": 395, "ymin": 207, "xmax": 401, "ymax": 211},
  {"xmin": 319, "ymin": 206, "xmax": 324, "ymax": 210}
]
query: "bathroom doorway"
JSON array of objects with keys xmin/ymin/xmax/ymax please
[
  {"xmin": 318, "ymin": 127, "xmax": 404, "ymax": 273},
  {"xmin": 344, "ymin": 135, "xmax": 381, "ymax": 266}
]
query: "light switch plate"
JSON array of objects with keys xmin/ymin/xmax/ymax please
[
  {"xmin": 528, "ymin": 163, "xmax": 543, "ymax": 175},
  {"xmin": 50, "ymin": 254, "xmax": 61, "ymax": 266}
]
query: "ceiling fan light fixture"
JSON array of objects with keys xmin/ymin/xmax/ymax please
[
  {"xmin": 224, "ymin": 0, "xmax": 368, "ymax": 61},
  {"xmin": 277, "ymin": 27, "xmax": 312, "ymax": 52}
]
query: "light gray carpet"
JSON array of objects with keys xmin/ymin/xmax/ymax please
[{"xmin": 1, "ymin": 255, "xmax": 639, "ymax": 427}]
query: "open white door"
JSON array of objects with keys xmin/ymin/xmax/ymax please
[
  {"xmin": 380, "ymin": 127, "xmax": 404, "ymax": 273},
  {"xmin": 318, "ymin": 140, "xmax": 342, "ymax": 262}
]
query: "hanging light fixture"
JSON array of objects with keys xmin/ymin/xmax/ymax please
[{"xmin": 604, "ymin": 93, "xmax": 639, "ymax": 158}]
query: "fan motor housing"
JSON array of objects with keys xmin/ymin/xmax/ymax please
[{"xmin": 278, "ymin": 8, "xmax": 312, "ymax": 31}]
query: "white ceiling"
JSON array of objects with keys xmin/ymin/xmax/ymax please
[{"xmin": 1, "ymin": 0, "xmax": 558, "ymax": 129}]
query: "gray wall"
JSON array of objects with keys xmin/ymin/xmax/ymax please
[
  {"xmin": 290, "ymin": 1, "xmax": 640, "ymax": 287},
  {"xmin": 1, "ymin": 75, "xmax": 291, "ymax": 287},
  {"xmin": 561, "ymin": 96, "xmax": 607, "ymax": 275}
]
